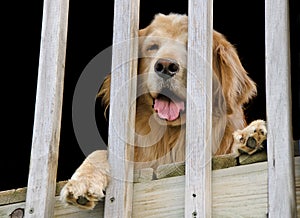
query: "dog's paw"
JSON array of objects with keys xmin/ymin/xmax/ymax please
[
  {"xmin": 60, "ymin": 176, "xmax": 106, "ymax": 209},
  {"xmin": 231, "ymin": 119, "xmax": 267, "ymax": 157},
  {"xmin": 60, "ymin": 150, "xmax": 109, "ymax": 210}
]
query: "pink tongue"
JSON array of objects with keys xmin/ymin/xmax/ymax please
[{"xmin": 154, "ymin": 98, "xmax": 185, "ymax": 121}]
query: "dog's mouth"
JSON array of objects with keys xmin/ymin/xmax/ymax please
[{"xmin": 152, "ymin": 91, "xmax": 185, "ymax": 121}]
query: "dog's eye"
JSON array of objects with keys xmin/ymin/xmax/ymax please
[
  {"xmin": 147, "ymin": 44, "xmax": 159, "ymax": 51},
  {"xmin": 253, "ymin": 129, "xmax": 257, "ymax": 133}
]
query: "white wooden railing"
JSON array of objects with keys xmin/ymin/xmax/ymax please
[
  {"xmin": 265, "ymin": 0, "xmax": 296, "ymax": 217},
  {"xmin": 25, "ymin": 0, "xmax": 69, "ymax": 217},
  {"xmin": 24, "ymin": 0, "xmax": 297, "ymax": 217}
]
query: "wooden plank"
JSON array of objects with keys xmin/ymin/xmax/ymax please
[
  {"xmin": 238, "ymin": 150, "xmax": 267, "ymax": 165},
  {"xmin": 265, "ymin": 0, "xmax": 297, "ymax": 217},
  {"xmin": 24, "ymin": 0, "xmax": 69, "ymax": 217},
  {"xmin": 156, "ymin": 161, "xmax": 185, "ymax": 179},
  {"xmin": 0, "ymin": 188, "xmax": 27, "ymax": 206},
  {"xmin": 186, "ymin": 0, "xmax": 213, "ymax": 217},
  {"xmin": 134, "ymin": 168, "xmax": 154, "ymax": 183},
  {"xmin": 140, "ymin": 152, "xmax": 268, "ymax": 180},
  {"xmin": 133, "ymin": 157, "xmax": 299, "ymax": 218},
  {"xmin": 1, "ymin": 197, "xmax": 104, "ymax": 218},
  {"xmin": 1, "ymin": 157, "xmax": 299, "ymax": 217},
  {"xmin": 103, "ymin": 0, "xmax": 140, "ymax": 217},
  {"xmin": 0, "ymin": 181, "xmax": 66, "ymax": 206}
]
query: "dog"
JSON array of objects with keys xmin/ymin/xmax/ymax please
[{"xmin": 60, "ymin": 13, "xmax": 264, "ymax": 209}]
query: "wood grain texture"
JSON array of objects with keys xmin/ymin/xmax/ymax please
[
  {"xmin": 186, "ymin": 0, "xmax": 213, "ymax": 217},
  {"xmin": 0, "ymin": 197, "xmax": 104, "ymax": 218},
  {"xmin": 134, "ymin": 168, "xmax": 154, "ymax": 183},
  {"xmin": 265, "ymin": 0, "xmax": 297, "ymax": 217},
  {"xmin": 103, "ymin": 0, "xmax": 140, "ymax": 217},
  {"xmin": 0, "ymin": 188, "xmax": 27, "ymax": 206},
  {"xmin": 238, "ymin": 150, "xmax": 267, "ymax": 165},
  {"xmin": 24, "ymin": 0, "xmax": 69, "ymax": 217},
  {"xmin": 156, "ymin": 161, "xmax": 185, "ymax": 179},
  {"xmin": 1, "ymin": 157, "xmax": 299, "ymax": 217},
  {"xmin": 133, "ymin": 158, "xmax": 299, "ymax": 218}
]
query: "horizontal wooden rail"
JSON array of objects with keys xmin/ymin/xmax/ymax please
[{"xmin": 1, "ymin": 157, "xmax": 299, "ymax": 217}]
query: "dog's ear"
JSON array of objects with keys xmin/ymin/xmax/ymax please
[
  {"xmin": 138, "ymin": 28, "xmax": 147, "ymax": 53},
  {"xmin": 97, "ymin": 74, "xmax": 111, "ymax": 119},
  {"xmin": 139, "ymin": 28, "xmax": 147, "ymax": 37},
  {"xmin": 212, "ymin": 31, "xmax": 257, "ymax": 114},
  {"xmin": 212, "ymin": 74, "xmax": 227, "ymax": 153},
  {"xmin": 95, "ymin": 74, "xmax": 111, "ymax": 144}
]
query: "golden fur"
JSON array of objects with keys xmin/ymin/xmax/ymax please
[
  {"xmin": 61, "ymin": 13, "xmax": 262, "ymax": 210},
  {"xmin": 98, "ymin": 13, "xmax": 257, "ymax": 168}
]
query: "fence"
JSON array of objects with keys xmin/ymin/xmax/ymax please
[{"xmin": 0, "ymin": 0, "xmax": 298, "ymax": 217}]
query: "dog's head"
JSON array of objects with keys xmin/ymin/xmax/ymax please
[
  {"xmin": 137, "ymin": 13, "xmax": 256, "ymax": 128},
  {"xmin": 138, "ymin": 13, "xmax": 188, "ymax": 126}
]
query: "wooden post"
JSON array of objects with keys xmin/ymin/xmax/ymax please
[
  {"xmin": 25, "ymin": 0, "xmax": 69, "ymax": 217},
  {"xmin": 185, "ymin": 0, "xmax": 213, "ymax": 217},
  {"xmin": 265, "ymin": 0, "xmax": 297, "ymax": 217},
  {"xmin": 103, "ymin": 0, "xmax": 139, "ymax": 217}
]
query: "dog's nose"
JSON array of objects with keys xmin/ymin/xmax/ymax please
[
  {"xmin": 246, "ymin": 136, "xmax": 257, "ymax": 149},
  {"xmin": 154, "ymin": 58, "xmax": 179, "ymax": 79}
]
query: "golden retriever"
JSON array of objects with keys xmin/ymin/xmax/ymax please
[{"xmin": 60, "ymin": 13, "xmax": 263, "ymax": 209}]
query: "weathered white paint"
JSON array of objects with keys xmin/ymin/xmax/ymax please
[
  {"xmin": 22, "ymin": 0, "xmax": 298, "ymax": 217},
  {"xmin": 265, "ymin": 0, "xmax": 297, "ymax": 217},
  {"xmin": 103, "ymin": 0, "xmax": 140, "ymax": 217},
  {"xmin": 24, "ymin": 0, "xmax": 69, "ymax": 217},
  {"xmin": 185, "ymin": 0, "xmax": 213, "ymax": 217},
  {"xmin": 2, "ymin": 157, "xmax": 299, "ymax": 217}
]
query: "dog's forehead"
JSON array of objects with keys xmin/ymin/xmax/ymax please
[
  {"xmin": 145, "ymin": 13, "xmax": 188, "ymax": 40},
  {"xmin": 151, "ymin": 13, "xmax": 188, "ymax": 27}
]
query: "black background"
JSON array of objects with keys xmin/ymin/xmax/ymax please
[{"xmin": 1, "ymin": 0, "xmax": 299, "ymax": 191}]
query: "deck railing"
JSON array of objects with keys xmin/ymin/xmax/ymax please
[{"xmin": 24, "ymin": 0, "xmax": 297, "ymax": 217}]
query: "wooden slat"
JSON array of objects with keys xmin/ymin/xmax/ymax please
[
  {"xmin": 185, "ymin": 0, "xmax": 213, "ymax": 217},
  {"xmin": 103, "ymin": 0, "xmax": 140, "ymax": 217},
  {"xmin": 265, "ymin": 0, "xmax": 297, "ymax": 217},
  {"xmin": 24, "ymin": 0, "xmax": 69, "ymax": 217}
]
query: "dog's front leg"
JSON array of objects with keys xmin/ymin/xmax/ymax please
[{"xmin": 60, "ymin": 150, "xmax": 110, "ymax": 210}]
